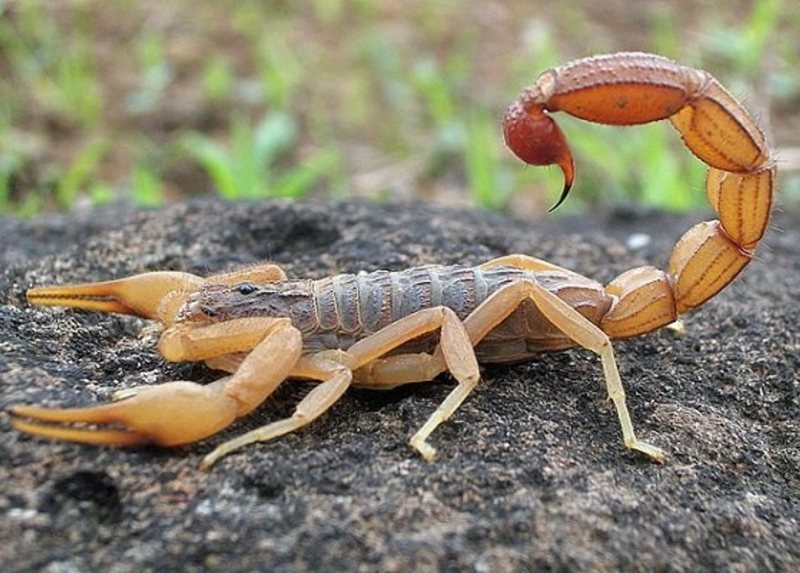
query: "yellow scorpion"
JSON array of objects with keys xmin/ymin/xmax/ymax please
[{"xmin": 10, "ymin": 53, "xmax": 774, "ymax": 468}]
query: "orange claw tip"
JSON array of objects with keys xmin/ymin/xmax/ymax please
[
  {"xmin": 26, "ymin": 272, "xmax": 203, "ymax": 320},
  {"xmin": 9, "ymin": 414, "xmax": 148, "ymax": 447},
  {"xmin": 26, "ymin": 284, "xmax": 136, "ymax": 315}
]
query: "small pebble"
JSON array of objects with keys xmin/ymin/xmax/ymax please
[{"xmin": 626, "ymin": 232, "xmax": 651, "ymax": 250}]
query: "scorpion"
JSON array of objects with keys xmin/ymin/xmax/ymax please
[{"xmin": 10, "ymin": 52, "xmax": 774, "ymax": 469}]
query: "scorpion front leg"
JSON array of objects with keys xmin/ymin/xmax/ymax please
[
  {"xmin": 200, "ymin": 353, "xmax": 353, "ymax": 468},
  {"xmin": 25, "ymin": 263, "xmax": 287, "ymax": 325},
  {"xmin": 195, "ymin": 305, "xmax": 482, "ymax": 466}
]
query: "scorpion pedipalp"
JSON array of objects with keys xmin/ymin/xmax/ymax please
[{"xmin": 26, "ymin": 271, "xmax": 204, "ymax": 324}]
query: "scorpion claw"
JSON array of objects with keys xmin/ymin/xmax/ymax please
[
  {"xmin": 9, "ymin": 414, "xmax": 148, "ymax": 446},
  {"xmin": 26, "ymin": 271, "xmax": 203, "ymax": 323},
  {"xmin": 9, "ymin": 380, "xmax": 240, "ymax": 448}
]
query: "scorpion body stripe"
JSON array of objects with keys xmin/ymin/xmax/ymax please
[
  {"xmin": 442, "ymin": 266, "xmax": 478, "ymax": 320},
  {"xmin": 428, "ymin": 266, "xmax": 443, "ymax": 308},
  {"xmin": 389, "ymin": 271, "xmax": 403, "ymax": 325},
  {"xmin": 357, "ymin": 270, "xmax": 393, "ymax": 334},
  {"xmin": 412, "ymin": 267, "xmax": 433, "ymax": 310},
  {"xmin": 399, "ymin": 266, "xmax": 435, "ymax": 320},
  {"xmin": 334, "ymin": 274, "xmax": 361, "ymax": 333},
  {"xmin": 313, "ymin": 277, "xmax": 337, "ymax": 331}
]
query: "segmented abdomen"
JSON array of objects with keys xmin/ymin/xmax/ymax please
[{"xmin": 303, "ymin": 265, "xmax": 612, "ymax": 362}]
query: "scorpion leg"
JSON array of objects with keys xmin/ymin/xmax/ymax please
[
  {"xmin": 351, "ymin": 254, "xmax": 590, "ymax": 388},
  {"xmin": 25, "ymin": 264, "xmax": 286, "ymax": 325},
  {"xmin": 350, "ymin": 274, "xmax": 663, "ymax": 462},
  {"xmin": 359, "ymin": 279, "xmax": 664, "ymax": 462},
  {"xmin": 202, "ymin": 305, "xmax": 480, "ymax": 465},
  {"xmin": 471, "ymin": 280, "xmax": 664, "ymax": 462},
  {"xmin": 200, "ymin": 354, "xmax": 352, "ymax": 469},
  {"xmin": 353, "ymin": 353, "xmax": 443, "ymax": 389},
  {"xmin": 316, "ymin": 307, "xmax": 479, "ymax": 461},
  {"xmin": 204, "ymin": 353, "xmax": 248, "ymax": 373},
  {"xmin": 481, "ymin": 254, "xmax": 574, "ymax": 274},
  {"xmin": 10, "ymin": 317, "xmax": 303, "ymax": 449}
]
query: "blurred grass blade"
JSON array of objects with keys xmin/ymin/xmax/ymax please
[
  {"xmin": 252, "ymin": 112, "xmax": 297, "ymax": 167},
  {"xmin": 275, "ymin": 150, "xmax": 339, "ymax": 198},
  {"xmin": 56, "ymin": 139, "xmax": 108, "ymax": 208},
  {"xmin": 132, "ymin": 166, "xmax": 164, "ymax": 207},
  {"xmin": 182, "ymin": 134, "xmax": 238, "ymax": 199},
  {"xmin": 466, "ymin": 109, "xmax": 508, "ymax": 211}
]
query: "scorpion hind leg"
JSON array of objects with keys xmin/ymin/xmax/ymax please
[{"xmin": 461, "ymin": 278, "xmax": 665, "ymax": 462}]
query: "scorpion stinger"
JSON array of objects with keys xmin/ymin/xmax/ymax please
[{"xmin": 503, "ymin": 93, "xmax": 576, "ymax": 211}]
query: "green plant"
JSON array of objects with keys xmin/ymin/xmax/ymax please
[
  {"xmin": 464, "ymin": 108, "xmax": 512, "ymax": 211},
  {"xmin": 0, "ymin": 4, "xmax": 102, "ymax": 128},
  {"xmin": 126, "ymin": 31, "xmax": 173, "ymax": 114},
  {"xmin": 202, "ymin": 55, "xmax": 235, "ymax": 103},
  {"xmin": 703, "ymin": 0, "xmax": 783, "ymax": 76},
  {"xmin": 55, "ymin": 139, "xmax": 109, "ymax": 208},
  {"xmin": 558, "ymin": 119, "xmax": 706, "ymax": 211},
  {"xmin": 131, "ymin": 165, "xmax": 164, "ymax": 207},
  {"xmin": 182, "ymin": 112, "xmax": 338, "ymax": 200}
]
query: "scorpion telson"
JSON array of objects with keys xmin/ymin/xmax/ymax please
[{"xmin": 12, "ymin": 52, "xmax": 774, "ymax": 468}]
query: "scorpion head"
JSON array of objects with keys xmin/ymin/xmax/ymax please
[{"xmin": 175, "ymin": 280, "xmax": 311, "ymax": 325}]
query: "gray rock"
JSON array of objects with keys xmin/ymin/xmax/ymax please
[{"xmin": 1, "ymin": 199, "xmax": 798, "ymax": 572}]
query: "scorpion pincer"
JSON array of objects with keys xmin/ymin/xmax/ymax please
[{"xmin": 11, "ymin": 52, "xmax": 774, "ymax": 468}]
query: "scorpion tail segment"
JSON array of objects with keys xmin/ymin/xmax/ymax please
[
  {"xmin": 9, "ymin": 379, "xmax": 240, "ymax": 448},
  {"xmin": 27, "ymin": 271, "xmax": 204, "ymax": 323},
  {"xmin": 503, "ymin": 99, "xmax": 575, "ymax": 209},
  {"xmin": 669, "ymin": 74, "xmax": 769, "ymax": 173}
]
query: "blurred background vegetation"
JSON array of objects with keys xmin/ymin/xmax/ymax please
[{"xmin": 0, "ymin": 0, "xmax": 798, "ymax": 218}]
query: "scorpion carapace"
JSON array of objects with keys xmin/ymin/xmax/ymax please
[{"xmin": 10, "ymin": 52, "xmax": 774, "ymax": 468}]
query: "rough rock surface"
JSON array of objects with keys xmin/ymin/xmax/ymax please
[{"xmin": 1, "ymin": 199, "xmax": 798, "ymax": 572}]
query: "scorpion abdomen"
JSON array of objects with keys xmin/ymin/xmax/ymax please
[{"xmin": 304, "ymin": 265, "xmax": 612, "ymax": 361}]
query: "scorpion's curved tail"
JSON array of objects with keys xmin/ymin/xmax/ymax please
[{"xmin": 504, "ymin": 52, "xmax": 775, "ymax": 338}]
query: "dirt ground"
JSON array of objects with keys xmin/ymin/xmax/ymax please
[{"xmin": 1, "ymin": 199, "xmax": 798, "ymax": 572}]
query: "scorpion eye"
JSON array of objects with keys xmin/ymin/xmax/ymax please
[{"xmin": 236, "ymin": 282, "xmax": 257, "ymax": 296}]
